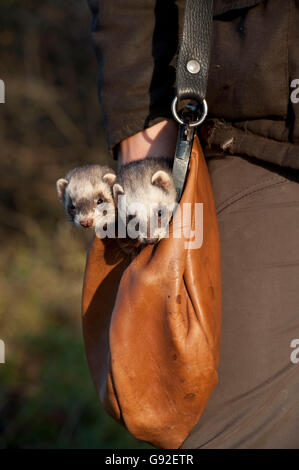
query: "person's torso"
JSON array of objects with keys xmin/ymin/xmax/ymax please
[{"xmin": 200, "ymin": 0, "xmax": 299, "ymax": 169}]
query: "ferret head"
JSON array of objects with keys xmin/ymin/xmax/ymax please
[
  {"xmin": 56, "ymin": 164, "xmax": 116, "ymax": 229},
  {"xmin": 113, "ymin": 158, "xmax": 176, "ymax": 244}
]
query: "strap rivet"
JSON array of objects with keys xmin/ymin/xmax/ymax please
[{"xmin": 186, "ymin": 59, "xmax": 200, "ymax": 74}]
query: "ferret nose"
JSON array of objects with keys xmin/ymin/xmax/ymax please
[{"xmin": 80, "ymin": 218, "xmax": 93, "ymax": 228}]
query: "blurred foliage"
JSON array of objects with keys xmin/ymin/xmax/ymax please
[{"xmin": 0, "ymin": 0, "xmax": 151, "ymax": 449}]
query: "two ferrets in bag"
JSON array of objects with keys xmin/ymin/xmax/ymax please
[{"xmin": 56, "ymin": 158, "xmax": 176, "ymax": 245}]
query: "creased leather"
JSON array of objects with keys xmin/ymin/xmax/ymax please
[
  {"xmin": 81, "ymin": 136, "xmax": 222, "ymax": 449},
  {"xmin": 177, "ymin": 0, "xmax": 214, "ymax": 103}
]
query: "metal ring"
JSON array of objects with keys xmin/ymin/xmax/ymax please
[{"xmin": 171, "ymin": 96, "xmax": 208, "ymax": 127}]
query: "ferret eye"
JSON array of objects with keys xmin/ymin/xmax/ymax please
[
  {"xmin": 157, "ymin": 209, "xmax": 163, "ymax": 218},
  {"xmin": 97, "ymin": 198, "xmax": 104, "ymax": 205},
  {"xmin": 70, "ymin": 204, "xmax": 75, "ymax": 211},
  {"xmin": 128, "ymin": 214, "xmax": 135, "ymax": 221}
]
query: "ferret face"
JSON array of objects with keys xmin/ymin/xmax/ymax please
[
  {"xmin": 56, "ymin": 165, "xmax": 116, "ymax": 229},
  {"xmin": 113, "ymin": 158, "xmax": 176, "ymax": 244}
]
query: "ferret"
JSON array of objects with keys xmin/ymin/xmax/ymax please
[
  {"xmin": 56, "ymin": 164, "xmax": 116, "ymax": 229},
  {"xmin": 113, "ymin": 157, "xmax": 176, "ymax": 244}
]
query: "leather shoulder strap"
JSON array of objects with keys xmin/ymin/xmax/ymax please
[
  {"xmin": 176, "ymin": 0, "xmax": 214, "ymax": 104},
  {"xmin": 172, "ymin": 0, "xmax": 214, "ymax": 202}
]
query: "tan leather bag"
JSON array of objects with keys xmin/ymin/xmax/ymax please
[{"xmin": 81, "ymin": 136, "xmax": 221, "ymax": 448}]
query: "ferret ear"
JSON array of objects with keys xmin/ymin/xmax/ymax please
[
  {"xmin": 113, "ymin": 183, "xmax": 125, "ymax": 201},
  {"xmin": 103, "ymin": 172, "xmax": 116, "ymax": 186},
  {"xmin": 56, "ymin": 178, "xmax": 68, "ymax": 200},
  {"xmin": 151, "ymin": 170, "xmax": 171, "ymax": 191}
]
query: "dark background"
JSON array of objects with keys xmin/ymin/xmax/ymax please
[{"xmin": 0, "ymin": 0, "xmax": 151, "ymax": 449}]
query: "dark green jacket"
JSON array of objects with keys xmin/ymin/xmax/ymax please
[{"xmin": 88, "ymin": 0, "xmax": 299, "ymax": 167}]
